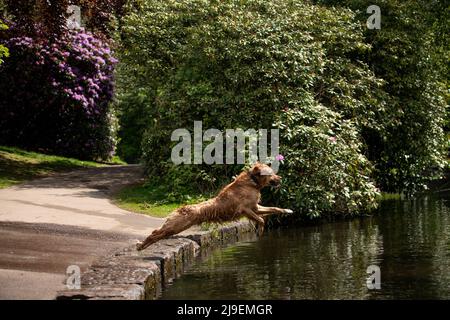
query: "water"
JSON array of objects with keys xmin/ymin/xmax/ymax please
[{"xmin": 161, "ymin": 195, "xmax": 450, "ymax": 299}]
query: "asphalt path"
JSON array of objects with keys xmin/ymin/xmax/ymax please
[{"xmin": 0, "ymin": 165, "xmax": 165, "ymax": 299}]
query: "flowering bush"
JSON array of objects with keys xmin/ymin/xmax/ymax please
[{"xmin": 0, "ymin": 28, "xmax": 118, "ymax": 160}]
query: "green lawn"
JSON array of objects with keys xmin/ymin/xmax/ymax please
[
  {"xmin": 0, "ymin": 145, "xmax": 124, "ymax": 188},
  {"xmin": 114, "ymin": 183, "xmax": 212, "ymax": 218}
]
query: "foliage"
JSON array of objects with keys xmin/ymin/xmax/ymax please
[
  {"xmin": 4, "ymin": 0, "xmax": 70, "ymax": 36},
  {"xmin": 0, "ymin": 27, "xmax": 118, "ymax": 160},
  {"xmin": 0, "ymin": 1, "xmax": 124, "ymax": 160},
  {"xmin": 2, "ymin": 0, "xmax": 125, "ymax": 35},
  {"xmin": 315, "ymin": 0, "xmax": 448, "ymax": 194},
  {"xmin": 117, "ymin": 0, "xmax": 384, "ymax": 218},
  {"xmin": 114, "ymin": 86, "xmax": 153, "ymax": 163},
  {"xmin": 0, "ymin": 15, "xmax": 7, "ymax": 64},
  {"xmin": 72, "ymin": 0, "xmax": 127, "ymax": 34},
  {"xmin": 273, "ymin": 105, "xmax": 379, "ymax": 218}
]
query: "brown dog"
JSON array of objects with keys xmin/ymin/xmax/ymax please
[{"xmin": 136, "ymin": 162, "xmax": 293, "ymax": 251}]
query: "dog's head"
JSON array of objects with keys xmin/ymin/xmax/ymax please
[{"xmin": 249, "ymin": 162, "xmax": 281, "ymax": 188}]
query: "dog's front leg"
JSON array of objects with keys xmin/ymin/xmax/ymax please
[
  {"xmin": 256, "ymin": 205, "xmax": 293, "ymax": 215},
  {"xmin": 241, "ymin": 207, "xmax": 265, "ymax": 235}
]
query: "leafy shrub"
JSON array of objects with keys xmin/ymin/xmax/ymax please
[
  {"xmin": 273, "ymin": 105, "xmax": 379, "ymax": 218},
  {"xmin": 315, "ymin": 0, "xmax": 448, "ymax": 194},
  {"xmin": 0, "ymin": 27, "xmax": 118, "ymax": 160},
  {"xmin": 117, "ymin": 0, "xmax": 383, "ymax": 218},
  {"xmin": 114, "ymin": 86, "xmax": 153, "ymax": 163},
  {"xmin": 0, "ymin": 20, "xmax": 7, "ymax": 64}
]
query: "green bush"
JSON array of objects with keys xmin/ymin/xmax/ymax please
[
  {"xmin": 0, "ymin": 21, "xmax": 8, "ymax": 64},
  {"xmin": 114, "ymin": 86, "xmax": 153, "ymax": 163},
  {"xmin": 315, "ymin": 0, "xmax": 448, "ymax": 194},
  {"xmin": 273, "ymin": 104, "xmax": 379, "ymax": 218},
  {"xmin": 117, "ymin": 0, "xmax": 383, "ymax": 218}
]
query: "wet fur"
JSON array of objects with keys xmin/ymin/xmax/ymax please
[{"xmin": 136, "ymin": 163, "xmax": 293, "ymax": 251}]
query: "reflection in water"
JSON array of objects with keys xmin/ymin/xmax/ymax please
[{"xmin": 161, "ymin": 195, "xmax": 450, "ymax": 299}]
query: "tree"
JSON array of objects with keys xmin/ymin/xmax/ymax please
[{"xmin": 314, "ymin": 0, "xmax": 448, "ymax": 193}]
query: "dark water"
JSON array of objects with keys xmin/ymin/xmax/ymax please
[{"xmin": 161, "ymin": 195, "xmax": 450, "ymax": 299}]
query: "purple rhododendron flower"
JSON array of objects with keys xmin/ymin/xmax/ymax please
[
  {"xmin": 73, "ymin": 94, "xmax": 84, "ymax": 101},
  {"xmin": 275, "ymin": 154, "xmax": 285, "ymax": 161},
  {"xmin": 0, "ymin": 27, "xmax": 118, "ymax": 160}
]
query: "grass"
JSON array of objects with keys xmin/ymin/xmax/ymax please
[
  {"xmin": 0, "ymin": 145, "xmax": 124, "ymax": 188},
  {"xmin": 114, "ymin": 183, "xmax": 212, "ymax": 218}
]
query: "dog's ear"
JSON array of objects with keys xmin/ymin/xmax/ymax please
[{"xmin": 251, "ymin": 165, "xmax": 261, "ymax": 176}]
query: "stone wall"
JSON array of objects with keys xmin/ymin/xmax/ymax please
[{"xmin": 56, "ymin": 220, "xmax": 257, "ymax": 300}]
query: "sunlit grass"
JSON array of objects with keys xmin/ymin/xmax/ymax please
[
  {"xmin": 0, "ymin": 145, "xmax": 124, "ymax": 188},
  {"xmin": 113, "ymin": 183, "xmax": 211, "ymax": 218}
]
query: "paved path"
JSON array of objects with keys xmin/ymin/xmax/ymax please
[{"xmin": 0, "ymin": 165, "xmax": 165, "ymax": 299}]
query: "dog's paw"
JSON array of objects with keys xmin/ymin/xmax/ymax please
[
  {"xmin": 257, "ymin": 225, "xmax": 265, "ymax": 236},
  {"xmin": 284, "ymin": 209, "xmax": 294, "ymax": 214},
  {"xmin": 135, "ymin": 241, "xmax": 144, "ymax": 251}
]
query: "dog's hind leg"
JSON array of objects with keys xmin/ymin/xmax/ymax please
[
  {"xmin": 137, "ymin": 226, "xmax": 182, "ymax": 251},
  {"xmin": 136, "ymin": 213, "xmax": 194, "ymax": 251},
  {"xmin": 136, "ymin": 229, "xmax": 169, "ymax": 251}
]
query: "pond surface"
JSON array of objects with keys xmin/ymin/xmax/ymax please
[{"xmin": 161, "ymin": 194, "xmax": 450, "ymax": 299}]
